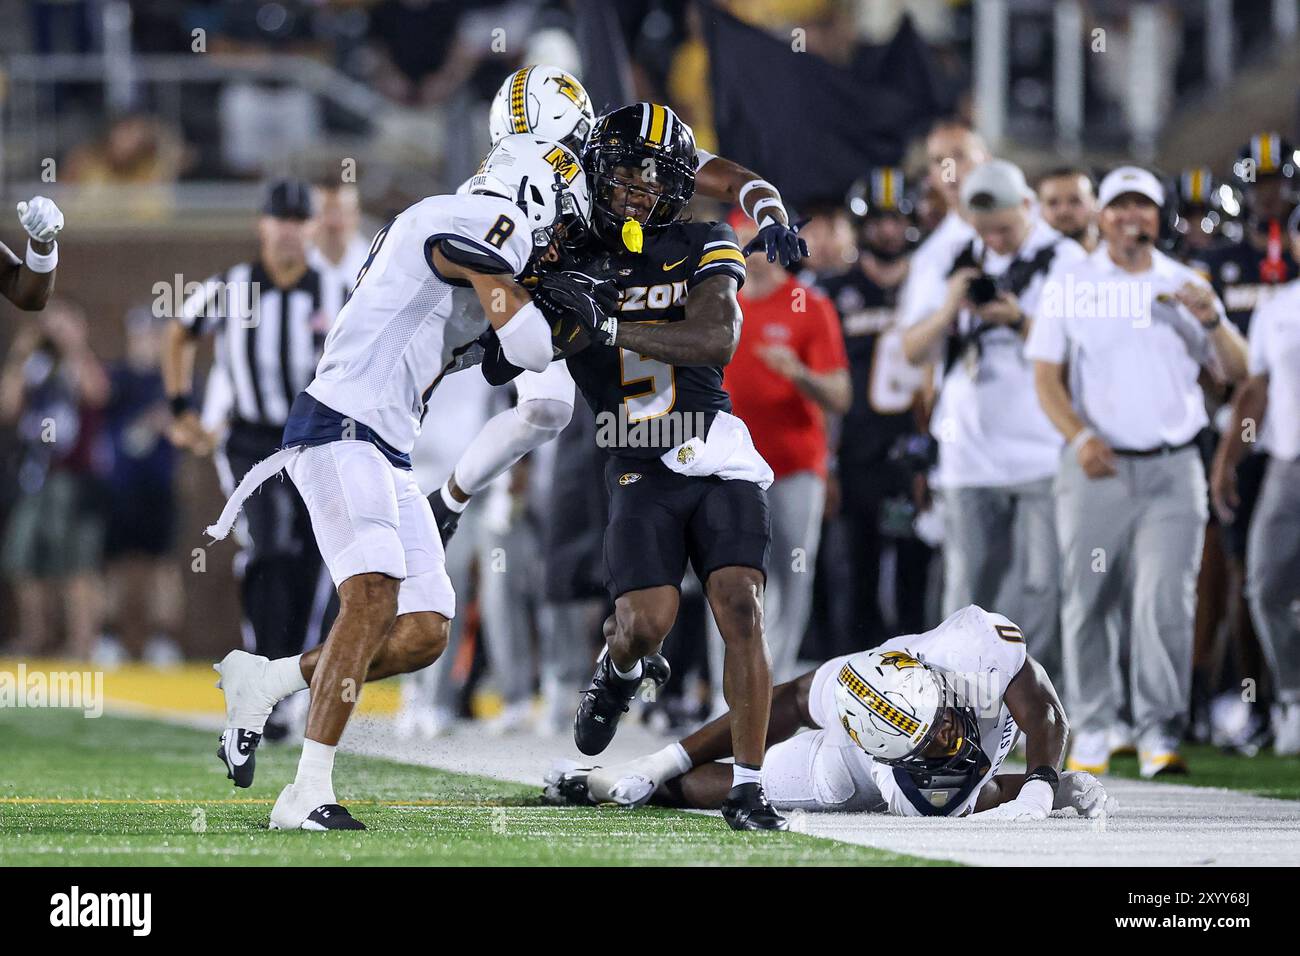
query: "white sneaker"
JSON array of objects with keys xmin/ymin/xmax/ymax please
[
  {"xmin": 269, "ymin": 782, "xmax": 365, "ymax": 831},
  {"xmin": 1107, "ymin": 724, "xmax": 1136, "ymax": 757},
  {"xmin": 142, "ymin": 635, "xmax": 183, "ymax": 668},
  {"xmin": 1066, "ymin": 729, "xmax": 1110, "ymax": 775},
  {"xmin": 1273, "ymin": 703, "xmax": 1300, "ymax": 756},
  {"xmin": 92, "ymin": 634, "xmax": 128, "ymax": 668},
  {"xmin": 395, "ymin": 703, "xmax": 455, "ymax": 739},
  {"xmin": 213, "ymin": 650, "xmax": 278, "ymax": 733},
  {"xmin": 1138, "ymin": 734, "xmax": 1188, "ymax": 778}
]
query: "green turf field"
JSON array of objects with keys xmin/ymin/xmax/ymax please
[
  {"xmin": 0, "ymin": 709, "xmax": 941, "ymax": 867},
  {"xmin": 1106, "ymin": 745, "xmax": 1300, "ymax": 800}
]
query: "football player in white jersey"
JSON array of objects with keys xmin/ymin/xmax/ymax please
[
  {"xmin": 203, "ymin": 134, "xmax": 602, "ymax": 830},
  {"xmin": 428, "ymin": 65, "xmax": 810, "ymax": 542},
  {"xmin": 546, "ymin": 605, "xmax": 1113, "ymax": 820}
]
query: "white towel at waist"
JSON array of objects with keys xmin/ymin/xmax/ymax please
[
  {"xmin": 204, "ymin": 445, "xmax": 303, "ymax": 541},
  {"xmin": 659, "ymin": 411, "xmax": 773, "ymax": 490}
]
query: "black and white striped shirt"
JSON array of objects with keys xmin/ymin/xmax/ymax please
[{"xmin": 180, "ymin": 261, "xmax": 345, "ymax": 427}]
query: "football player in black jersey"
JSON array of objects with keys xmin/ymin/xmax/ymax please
[{"xmin": 524, "ymin": 104, "xmax": 786, "ymax": 831}]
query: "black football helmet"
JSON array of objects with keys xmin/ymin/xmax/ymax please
[{"xmin": 582, "ymin": 102, "xmax": 698, "ymax": 249}]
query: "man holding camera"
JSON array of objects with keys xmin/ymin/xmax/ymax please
[{"xmin": 901, "ymin": 160, "xmax": 1085, "ymax": 689}]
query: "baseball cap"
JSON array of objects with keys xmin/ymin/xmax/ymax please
[
  {"xmin": 1098, "ymin": 166, "xmax": 1165, "ymax": 209},
  {"xmin": 262, "ymin": 178, "xmax": 314, "ymax": 220},
  {"xmin": 961, "ymin": 160, "xmax": 1033, "ymax": 212}
]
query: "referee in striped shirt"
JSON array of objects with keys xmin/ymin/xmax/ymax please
[{"xmin": 163, "ymin": 179, "xmax": 345, "ymax": 735}]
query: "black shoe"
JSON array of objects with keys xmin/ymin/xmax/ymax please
[
  {"xmin": 303, "ymin": 803, "xmax": 366, "ymax": 831},
  {"xmin": 428, "ymin": 490, "xmax": 462, "ymax": 545},
  {"xmin": 574, "ymin": 651, "xmax": 671, "ymax": 756},
  {"xmin": 542, "ymin": 764, "xmax": 595, "ymax": 806},
  {"xmin": 217, "ymin": 728, "xmax": 261, "ymax": 788},
  {"xmin": 721, "ymin": 782, "xmax": 788, "ymax": 832}
]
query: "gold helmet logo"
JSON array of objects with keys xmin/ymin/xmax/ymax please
[
  {"xmin": 550, "ymin": 73, "xmax": 588, "ymax": 110},
  {"xmin": 543, "ymin": 146, "xmax": 581, "ymax": 184},
  {"xmin": 879, "ymin": 651, "xmax": 922, "ymax": 671}
]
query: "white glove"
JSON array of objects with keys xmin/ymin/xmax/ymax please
[
  {"xmin": 17, "ymin": 196, "xmax": 64, "ymax": 243},
  {"xmin": 970, "ymin": 796, "xmax": 1050, "ymax": 821},
  {"xmin": 1054, "ymin": 770, "xmax": 1116, "ymax": 818}
]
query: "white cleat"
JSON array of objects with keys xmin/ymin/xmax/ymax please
[
  {"xmin": 214, "ymin": 650, "xmax": 279, "ymax": 732},
  {"xmin": 1066, "ymin": 729, "xmax": 1110, "ymax": 775},
  {"xmin": 1107, "ymin": 724, "xmax": 1136, "ymax": 757},
  {"xmin": 1273, "ymin": 703, "xmax": 1300, "ymax": 756},
  {"xmin": 486, "ymin": 701, "xmax": 534, "ymax": 736},
  {"xmin": 269, "ymin": 782, "xmax": 365, "ymax": 831},
  {"xmin": 587, "ymin": 759, "xmax": 659, "ymax": 807}
]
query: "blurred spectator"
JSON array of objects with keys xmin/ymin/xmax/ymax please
[
  {"xmin": 794, "ymin": 200, "xmax": 858, "ymax": 286},
  {"xmin": 1036, "ymin": 167, "xmax": 1099, "ymax": 253},
  {"xmin": 99, "ymin": 309, "xmax": 183, "ymax": 664},
  {"xmin": 308, "ymin": 178, "xmax": 369, "ymax": 295},
  {"xmin": 1211, "ymin": 207, "xmax": 1300, "ymax": 755},
  {"xmin": 1029, "ymin": 166, "xmax": 1248, "ymax": 778},
  {"xmin": 901, "ymin": 160, "xmax": 1085, "ymax": 692},
  {"xmin": 712, "ymin": 212, "xmax": 849, "ymax": 691},
  {"xmin": 0, "ymin": 301, "xmax": 110, "ymax": 659},
  {"xmin": 64, "ymin": 114, "xmax": 186, "ymax": 220},
  {"xmin": 821, "ymin": 167, "xmax": 933, "ymax": 648}
]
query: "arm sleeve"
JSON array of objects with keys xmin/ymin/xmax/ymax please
[
  {"xmin": 495, "ymin": 300, "xmax": 552, "ymax": 372},
  {"xmin": 695, "ymin": 147, "xmax": 716, "ymax": 171},
  {"xmin": 801, "ymin": 294, "xmax": 849, "ymax": 373},
  {"xmin": 690, "ymin": 221, "xmax": 746, "ymax": 290}
]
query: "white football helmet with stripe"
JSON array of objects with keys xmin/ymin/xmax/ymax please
[
  {"xmin": 467, "ymin": 134, "xmax": 592, "ymax": 258},
  {"xmin": 489, "ymin": 65, "xmax": 595, "ymax": 153},
  {"xmin": 834, "ymin": 648, "xmax": 946, "ymax": 763}
]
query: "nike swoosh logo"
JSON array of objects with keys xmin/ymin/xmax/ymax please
[
  {"xmin": 223, "ymin": 730, "xmax": 250, "ymax": 767},
  {"xmin": 663, "ymin": 257, "xmax": 689, "ymax": 271}
]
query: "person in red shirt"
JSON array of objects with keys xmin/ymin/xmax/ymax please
[{"xmin": 708, "ymin": 210, "xmax": 849, "ymax": 700}]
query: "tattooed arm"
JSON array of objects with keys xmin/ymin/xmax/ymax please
[{"xmin": 612, "ymin": 274, "xmax": 741, "ymax": 367}]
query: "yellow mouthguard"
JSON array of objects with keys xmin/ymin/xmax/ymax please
[{"xmin": 621, "ymin": 217, "xmax": 644, "ymax": 253}]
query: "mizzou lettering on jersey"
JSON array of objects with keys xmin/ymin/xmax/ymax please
[
  {"xmin": 565, "ymin": 219, "xmax": 746, "ymax": 457},
  {"xmin": 620, "ymin": 280, "xmax": 688, "ymax": 312}
]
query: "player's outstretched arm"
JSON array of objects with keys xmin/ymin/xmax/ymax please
[
  {"xmin": 2, "ymin": 197, "xmax": 63, "ymax": 310},
  {"xmin": 613, "ymin": 274, "xmax": 741, "ymax": 366},
  {"xmin": 696, "ymin": 156, "xmax": 808, "ymax": 266}
]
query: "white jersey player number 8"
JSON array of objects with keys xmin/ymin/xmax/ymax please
[{"xmin": 620, "ymin": 349, "xmax": 676, "ymax": 421}]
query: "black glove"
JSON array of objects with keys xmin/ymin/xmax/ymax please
[
  {"xmin": 533, "ymin": 270, "xmax": 620, "ymax": 346},
  {"xmin": 741, "ymin": 218, "xmax": 810, "ymax": 266}
]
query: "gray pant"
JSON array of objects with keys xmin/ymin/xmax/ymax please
[
  {"xmin": 940, "ymin": 477, "xmax": 1061, "ymax": 686},
  {"xmin": 1246, "ymin": 457, "xmax": 1300, "ymax": 705},
  {"xmin": 1056, "ymin": 446, "xmax": 1206, "ymax": 742},
  {"xmin": 478, "ymin": 512, "xmax": 541, "ymax": 705},
  {"xmin": 709, "ymin": 471, "xmax": 825, "ymax": 691}
]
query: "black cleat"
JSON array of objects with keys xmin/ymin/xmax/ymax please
[
  {"xmin": 217, "ymin": 728, "xmax": 262, "ymax": 788},
  {"xmin": 428, "ymin": 490, "xmax": 462, "ymax": 545},
  {"xmin": 573, "ymin": 650, "xmax": 671, "ymax": 756},
  {"xmin": 303, "ymin": 803, "xmax": 367, "ymax": 831},
  {"xmin": 721, "ymin": 782, "xmax": 788, "ymax": 832}
]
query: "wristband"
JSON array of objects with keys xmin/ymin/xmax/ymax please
[
  {"xmin": 170, "ymin": 394, "xmax": 195, "ymax": 416},
  {"xmin": 752, "ymin": 196, "xmax": 787, "ymax": 227},
  {"xmin": 738, "ymin": 178, "xmax": 777, "ymax": 208},
  {"xmin": 1202, "ymin": 315, "xmax": 1222, "ymax": 330},
  {"xmin": 1024, "ymin": 764, "xmax": 1060, "ymax": 792},
  {"xmin": 1069, "ymin": 427, "xmax": 1095, "ymax": 452},
  {"xmin": 25, "ymin": 240, "xmax": 58, "ymax": 274}
]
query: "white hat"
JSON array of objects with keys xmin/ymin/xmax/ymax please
[
  {"xmin": 961, "ymin": 159, "xmax": 1033, "ymax": 211},
  {"xmin": 1098, "ymin": 166, "xmax": 1165, "ymax": 208}
]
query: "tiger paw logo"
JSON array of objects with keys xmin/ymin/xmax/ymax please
[
  {"xmin": 676, "ymin": 445, "xmax": 696, "ymax": 465},
  {"xmin": 879, "ymin": 651, "xmax": 922, "ymax": 670},
  {"xmin": 618, "ymin": 472, "xmax": 641, "ymax": 486}
]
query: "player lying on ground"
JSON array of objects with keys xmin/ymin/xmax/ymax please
[
  {"xmin": 3, "ymin": 196, "xmax": 62, "ymax": 310},
  {"xmin": 546, "ymin": 605, "xmax": 1113, "ymax": 820},
  {"xmin": 428, "ymin": 66, "xmax": 809, "ymax": 545},
  {"xmin": 202, "ymin": 134, "xmax": 607, "ymax": 830}
]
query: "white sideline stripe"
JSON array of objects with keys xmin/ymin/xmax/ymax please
[{"xmin": 110, "ymin": 707, "xmax": 1300, "ymax": 867}]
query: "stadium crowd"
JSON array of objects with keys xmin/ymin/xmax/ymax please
[{"xmin": 0, "ymin": 1, "xmax": 1297, "ymax": 776}]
